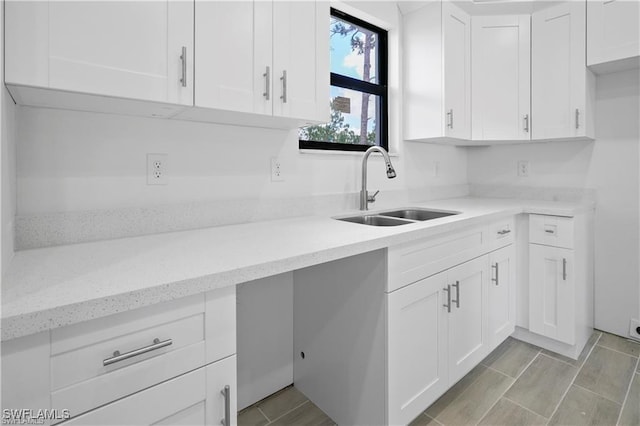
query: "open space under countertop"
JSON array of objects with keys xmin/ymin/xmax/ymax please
[{"xmin": 1, "ymin": 197, "xmax": 594, "ymax": 341}]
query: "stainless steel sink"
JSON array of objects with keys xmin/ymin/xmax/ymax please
[
  {"xmin": 335, "ymin": 208, "xmax": 460, "ymax": 226},
  {"xmin": 336, "ymin": 215, "xmax": 412, "ymax": 226},
  {"xmin": 379, "ymin": 208, "xmax": 458, "ymax": 221}
]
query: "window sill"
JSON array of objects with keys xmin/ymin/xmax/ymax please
[{"xmin": 298, "ymin": 148, "xmax": 399, "ymax": 158}]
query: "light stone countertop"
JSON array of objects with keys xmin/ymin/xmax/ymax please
[{"xmin": 1, "ymin": 197, "xmax": 594, "ymax": 341}]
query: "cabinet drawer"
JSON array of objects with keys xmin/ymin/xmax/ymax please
[
  {"xmin": 63, "ymin": 366, "xmax": 208, "ymax": 425},
  {"xmin": 487, "ymin": 217, "xmax": 515, "ymax": 248},
  {"xmin": 50, "ymin": 287, "xmax": 236, "ymax": 421},
  {"xmin": 388, "ymin": 226, "xmax": 486, "ymax": 292},
  {"xmin": 529, "ymin": 214, "xmax": 574, "ymax": 249}
]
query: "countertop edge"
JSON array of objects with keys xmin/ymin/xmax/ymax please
[{"xmin": 1, "ymin": 198, "xmax": 594, "ymax": 341}]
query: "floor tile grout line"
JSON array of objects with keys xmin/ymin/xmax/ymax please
[
  {"xmin": 615, "ymin": 355, "xmax": 640, "ymax": 426},
  {"xmin": 484, "ymin": 364, "xmax": 520, "ymax": 380},
  {"xmin": 502, "ymin": 396, "xmax": 550, "ymax": 421},
  {"xmin": 595, "ymin": 342, "xmax": 640, "ymax": 359},
  {"xmin": 425, "ymin": 413, "xmax": 444, "ymax": 426},
  {"xmin": 544, "ymin": 331, "xmax": 602, "ymax": 425},
  {"xmin": 572, "ymin": 382, "xmax": 624, "ymax": 406},
  {"xmin": 264, "ymin": 400, "xmax": 310, "ymax": 425},
  {"xmin": 473, "ymin": 349, "xmax": 542, "ymax": 426},
  {"xmin": 256, "ymin": 406, "xmax": 272, "ymax": 423}
]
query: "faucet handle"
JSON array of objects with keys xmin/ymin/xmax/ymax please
[{"xmin": 367, "ymin": 190, "xmax": 380, "ymax": 203}]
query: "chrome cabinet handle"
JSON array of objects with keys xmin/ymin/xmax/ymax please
[
  {"xmin": 103, "ymin": 338, "xmax": 172, "ymax": 366},
  {"xmin": 562, "ymin": 258, "xmax": 567, "ymax": 281},
  {"xmin": 280, "ymin": 70, "xmax": 287, "ymax": 103},
  {"xmin": 180, "ymin": 46, "xmax": 187, "ymax": 87},
  {"xmin": 575, "ymin": 108, "xmax": 580, "ymax": 129},
  {"xmin": 545, "ymin": 229, "xmax": 555, "ymax": 234},
  {"xmin": 524, "ymin": 114, "xmax": 529, "ymax": 133},
  {"xmin": 443, "ymin": 285, "xmax": 451, "ymax": 313},
  {"xmin": 220, "ymin": 385, "xmax": 231, "ymax": 426},
  {"xmin": 497, "ymin": 229, "xmax": 511, "ymax": 235},
  {"xmin": 263, "ymin": 66, "xmax": 270, "ymax": 100},
  {"xmin": 451, "ymin": 281, "xmax": 460, "ymax": 308},
  {"xmin": 447, "ymin": 109, "xmax": 454, "ymax": 129},
  {"xmin": 492, "ymin": 263, "xmax": 499, "ymax": 285}
]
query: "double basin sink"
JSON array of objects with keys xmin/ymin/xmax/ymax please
[{"xmin": 335, "ymin": 208, "xmax": 460, "ymax": 226}]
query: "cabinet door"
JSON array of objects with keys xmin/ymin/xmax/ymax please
[
  {"xmin": 387, "ymin": 272, "xmax": 449, "ymax": 426},
  {"xmin": 488, "ymin": 245, "xmax": 516, "ymax": 349},
  {"xmin": 447, "ymin": 256, "xmax": 489, "ymax": 384},
  {"xmin": 194, "ymin": 1, "xmax": 272, "ymax": 115},
  {"xmin": 532, "ymin": 2, "xmax": 587, "ymax": 139},
  {"xmin": 442, "ymin": 1, "xmax": 471, "ymax": 140},
  {"xmin": 472, "ymin": 15, "xmax": 530, "ymax": 141},
  {"xmin": 64, "ymin": 368, "xmax": 208, "ymax": 425},
  {"xmin": 273, "ymin": 1, "xmax": 329, "ymax": 123},
  {"xmin": 206, "ymin": 356, "xmax": 238, "ymax": 426},
  {"xmin": 587, "ymin": 0, "xmax": 640, "ymax": 67},
  {"xmin": 529, "ymin": 245, "xmax": 575, "ymax": 345},
  {"xmin": 47, "ymin": 1, "xmax": 193, "ymax": 105}
]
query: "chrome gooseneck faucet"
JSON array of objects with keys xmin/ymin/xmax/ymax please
[{"xmin": 360, "ymin": 146, "xmax": 397, "ymax": 210}]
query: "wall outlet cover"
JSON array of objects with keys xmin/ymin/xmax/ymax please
[
  {"xmin": 517, "ymin": 160, "xmax": 530, "ymax": 177},
  {"xmin": 147, "ymin": 153, "xmax": 168, "ymax": 185},
  {"xmin": 271, "ymin": 157, "xmax": 284, "ymax": 182}
]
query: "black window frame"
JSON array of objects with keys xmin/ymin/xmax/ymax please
[{"xmin": 299, "ymin": 8, "xmax": 389, "ymax": 152}]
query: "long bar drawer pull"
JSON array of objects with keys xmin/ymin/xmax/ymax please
[
  {"xmin": 179, "ymin": 46, "xmax": 187, "ymax": 88},
  {"xmin": 497, "ymin": 229, "xmax": 511, "ymax": 235},
  {"xmin": 103, "ymin": 338, "xmax": 173, "ymax": 366},
  {"xmin": 492, "ymin": 263, "xmax": 499, "ymax": 285},
  {"xmin": 562, "ymin": 258, "xmax": 567, "ymax": 281},
  {"xmin": 220, "ymin": 385, "xmax": 231, "ymax": 426}
]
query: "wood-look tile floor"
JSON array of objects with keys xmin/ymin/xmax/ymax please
[{"xmin": 238, "ymin": 331, "xmax": 640, "ymax": 426}]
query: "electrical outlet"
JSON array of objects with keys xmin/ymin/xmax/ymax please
[
  {"xmin": 271, "ymin": 157, "xmax": 284, "ymax": 182},
  {"xmin": 147, "ymin": 153, "xmax": 168, "ymax": 185},
  {"xmin": 517, "ymin": 160, "xmax": 530, "ymax": 177}
]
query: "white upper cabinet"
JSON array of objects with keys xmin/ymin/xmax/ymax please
[
  {"xmin": 191, "ymin": 0, "xmax": 329, "ymax": 126},
  {"xmin": 471, "ymin": 15, "xmax": 531, "ymax": 141},
  {"xmin": 531, "ymin": 2, "xmax": 595, "ymax": 141},
  {"xmin": 194, "ymin": 1, "xmax": 272, "ymax": 115},
  {"xmin": 5, "ymin": 1, "xmax": 329, "ymax": 127},
  {"xmin": 587, "ymin": 0, "xmax": 640, "ymax": 74},
  {"xmin": 404, "ymin": 1, "xmax": 471, "ymax": 142},
  {"xmin": 5, "ymin": 0, "xmax": 194, "ymax": 107},
  {"xmin": 272, "ymin": 1, "xmax": 329, "ymax": 122}
]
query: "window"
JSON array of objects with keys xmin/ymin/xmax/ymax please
[{"xmin": 299, "ymin": 8, "xmax": 388, "ymax": 152}]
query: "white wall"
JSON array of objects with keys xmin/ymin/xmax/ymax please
[
  {"xmin": 468, "ymin": 69, "xmax": 640, "ymax": 337},
  {"xmin": 1, "ymin": 1, "xmax": 17, "ymax": 279}
]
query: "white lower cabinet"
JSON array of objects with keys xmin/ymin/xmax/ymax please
[
  {"xmin": 387, "ymin": 272, "xmax": 449, "ymax": 425},
  {"xmin": 388, "ymin": 255, "xmax": 490, "ymax": 424},
  {"xmin": 64, "ymin": 356, "xmax": 236, "ymax": 426},
  {"xmin": 516, "ymin": 212, "xmax": 593, "ymax": 360},
  {"xmin": 529, "ymin": 244, "xmax": 575, "ymax": 345},
  {"xmin": 488, "ymin": 245, "xmax": 516, "ymax": 347},
  {"xmin": 446, "ymin": 257, "xmax": 489, "ymax": 384}
]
